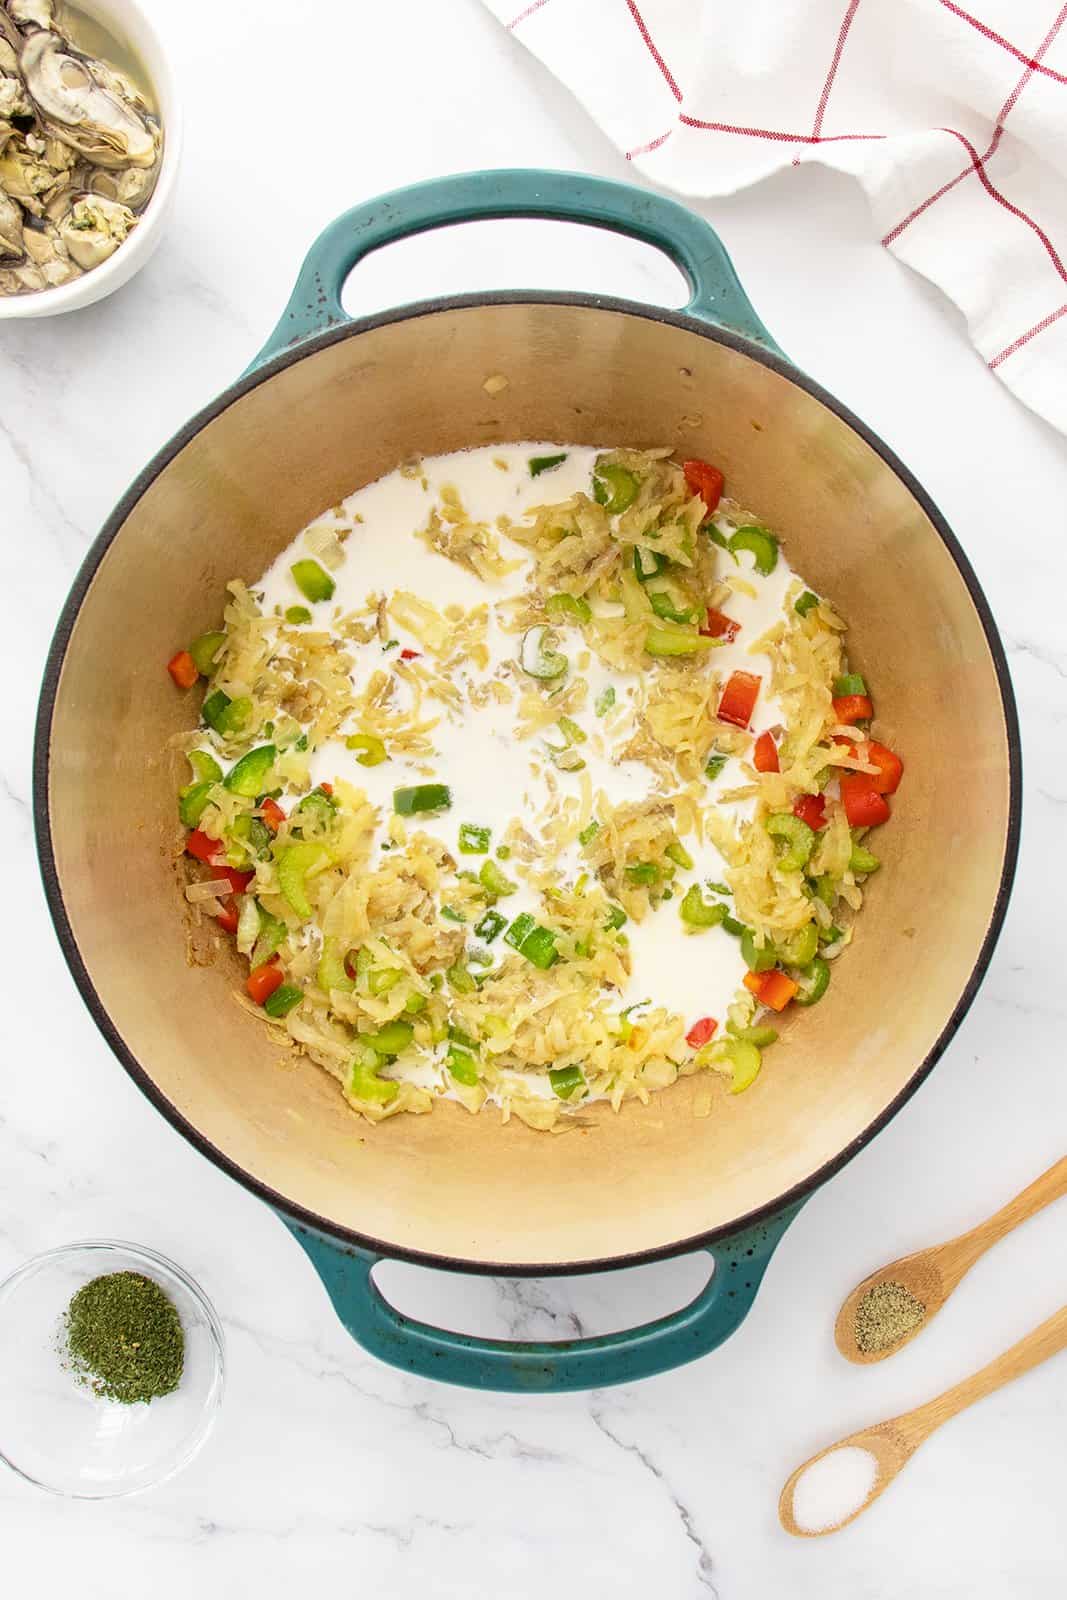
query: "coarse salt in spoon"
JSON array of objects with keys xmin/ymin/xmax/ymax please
[
  {"xmin": 781, "ymin": 1302, "xmax": 1067, "ymax": 1536},
  {"xmin": 835, "ymin": 1155, "xmax": 1067, "ymax": 1364}
]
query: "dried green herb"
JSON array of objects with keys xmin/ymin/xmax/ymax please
[
  {"xmin": 64, "ymin": 1271, "xmax": 184, "ymax": 1404},
  {"xmin": 853, "ymin": 1279, "xmax": 926, "ymax": 1354}
]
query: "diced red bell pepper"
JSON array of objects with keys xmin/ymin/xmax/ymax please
[
  {"xmin": 247, "ymin": 958, "xmax": 284, "ymax": 1007},
  {"xmin": 318, "ymin": 782, "xmax": 333, "ymax": 797},
  {"xmin": 211, "ymin": 864, "xmax": 254, "ymax": 895},
  {"xmin": 167, "ymin": 650, "xmax": 199, "ymax": 690},
  {"xmin": 400, "ymin": 648, "xmax": 421, "ymax": 661},
  {"xmin": 213, "ymin": 899, "xmax": 239, "ymax": 935},
  {"xmin": 686, "ymin": 1016, "xmax": 718, "ymax": 1048},
  {"xmin": 186, "ymin": 828, "xmax": 221, "ymax": 864},
  {"xmin": 718, "ymin": 671, "xmax": 761, "ymax": 730},
  {"xmin": 832, "ymin": 693, "xmax": 874, "ymax": 726},
  {"xmin": 260, "ymin": 797, "xmax": 286, "ymax": 832},
  {"xmin": 682, "ymin": 458, "xmax": 725, "ymax": 514},
  {"xmin": 792, "ymin": 792, "xmax": 827, "ymax": 831},
  {"xmin": 700, "ymin": 607, "xmax": 740, "ymax": 642},
  {"xmin": 752, "ymin": 731, "xmax": 779, "ymax": 773},
  {"xmin": 744, "ymin": 968, "xmax": 799, "ymax": 1011},
  {"xmin": 840, "ymin": 771, "xmax": 891, "ymax": 828},
  {"xmin": 865, "ymin": 740, "xmax": 904, "ymax": 795}
]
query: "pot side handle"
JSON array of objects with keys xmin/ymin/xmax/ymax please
[
  {"xmin": 279, "ymin": 1202, "xmax": 803, "ymax": 1393},
  {"xmin": 247, "ymin": 168, "xmax": 783, "ymax": 374}
]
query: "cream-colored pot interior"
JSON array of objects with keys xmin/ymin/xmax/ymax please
[{"xmin": 41, "ymin": 301, "xmax": 1016, "ymax": 1269}]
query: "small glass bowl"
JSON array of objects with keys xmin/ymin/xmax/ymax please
[{"xmin": 0, "ymin": 1241, "xmax": 224, "ymax": 1498}]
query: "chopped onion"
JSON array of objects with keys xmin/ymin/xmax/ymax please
[{"xmin": 185, "ymin": 881, "xmax": 226, "ymax": 904}]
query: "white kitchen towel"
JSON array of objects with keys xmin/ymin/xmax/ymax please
[{"xmin": 486, "ymin": 0, "xmax": 1067, "ymax": 433}]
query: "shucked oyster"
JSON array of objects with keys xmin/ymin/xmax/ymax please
[
  {"xmin": 57, "ymin": 189, "xmax": 130, "ymax": 268},
  {"xmin": 20, "ymin": 29, "xmax": 158, "ymax": 168},
  {"xmin": 86, "ymin": 158, "xmax": 154, "ymax": 210},
  {"xmin": 0, "ymin": 32, "xmax": 30, "ymax": 114},
  {"xmin": 8, "ymin": 0, "xmax": 55, "ymax": 29},
  {"xmin": 0, "ymin": 185, "xmax": 22, "ymax": 254},
  {"xmin": 21, "ymin": 212, "xmax": 78, "ymax": 281},
  {"xmin": 0, "ymin": 132, "xmax": 64, "ymax": 210}
]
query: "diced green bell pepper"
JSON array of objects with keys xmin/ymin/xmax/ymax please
[
  {"xmin": 285, "ymin": 605, "xmax": 312, "ymax": 625},
  {"xmin": 188, "ymin": 750, "xmax": 223, "ymax": 784},
  {"xmin": 178, "ymin": 781, "xmax": 215, "ymax": 828},
  {"xmin": 665, "ymin": 840, "xmax": 694, "ymax": 870},
  {"xmin": 264, "ymin": 984, "xmax": 303, "ymax": 1019},
  {"xmin": 741, "ymin": 927, "xmax": 777, "ymax": 972},
  {"xmin": 188, "ymin": 631, "xmax": 226, "ymax": 677},
  {"xmin": 446, "ymin": 1044, "xmax": 479, "ymax": 1085},
  {"xmin": 704, "ymin": 752, "xmax": 727, "ymax": 780},
  {"xmin": 529, "ymin": 452, "xmax": 568, "ymax": 477},
  {"xmin": 549, "ymin": 1065, "xmax": 585, "ymax": 1100},
  {"xmin": 625, "ymin": 861, "xmax": 660, "ymax": 887},
  {"xmin": 290, "ymin": 559, "xmax": 335, "ymax": 604},
  {"xmin": 393, "ymin": 784, "xmax": 452, "ymax": 815},
  {"xmin": 202, "ymin": 689, "xmax": 251, "ymax": 737},
  {"xmin": 633, "ymin": 546, "xmax": 670, "ymax": 582},
  {"xmin": 794, "ymin": 590, "xmax": 820, "ymax": 617},
  {"xmin": 230, "ymin": 813, "xmax": 271, "ymax": 857},
  {"xmin": 834, "ymin": 673, "xmax": 868, "ymax": 697},
  {"xmin": 365, "ymin": 1020, "xmax": 414, "ymax": 1056},
  {"xmin": 795, "ymin": 955, "xmax": 831, "ymax": 1006},
  {"xmin": 594, "ymin": 685, "xmax": 615, "ymax": 717},
  {"xmin": 224, "ymin": 744, "xmax": 276, "ymax": 797},
  {"xmin": 251, "ymin": 908, "xmax": 287, "ymax": 969},
  {"xmin": 459, "ymin": 822, "xmax": 491, "ymax": 854}
]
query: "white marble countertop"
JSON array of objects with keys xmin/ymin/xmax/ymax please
[{"xmin": 3, "ymin": 1, "xmax": 1067, "ymax": 1593}]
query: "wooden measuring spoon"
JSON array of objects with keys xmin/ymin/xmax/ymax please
[
  {"xmin": 835, "ymin": 1155, "xmax": 1067, "ymax": 1363},
  {"xmin": 781, "ymin": 1303, "xmax": 1067, "ymax": 1536}
]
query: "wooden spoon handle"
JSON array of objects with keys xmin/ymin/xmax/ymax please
[
  {"xmin": 905, "ymin": 1304, "xmax": 1067, "ymax": 1441},
  {"xmin": 937, "ymin": 1156, "xmax": 1067, "ymax": 1284}
]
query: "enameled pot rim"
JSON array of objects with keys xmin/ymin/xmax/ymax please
[{"xmin": 33, "ymin": 290, "xmax": 1023, "ymax": 1277}]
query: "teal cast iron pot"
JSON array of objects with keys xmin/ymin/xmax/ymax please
[{"xmin": 34, "ymin": 170, "xmax": 1020, "ymax": 1392}]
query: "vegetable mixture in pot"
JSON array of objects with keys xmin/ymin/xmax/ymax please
[{"xmin": 167, "ymin": 445, "xmax": 903, "ymax": 1131}]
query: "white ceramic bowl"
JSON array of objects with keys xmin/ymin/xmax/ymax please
[{"xmin": 0, "ymin": 0, "xmax": 182, "ymax": 319}]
